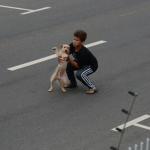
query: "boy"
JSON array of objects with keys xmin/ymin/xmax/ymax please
[{"xmin": 60, "ymin": 30, "xmax": 98, "ymax": 94}]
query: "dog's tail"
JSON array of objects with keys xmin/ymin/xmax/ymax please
[{"xmin": 52, "ymin": 47, "xmax": 59, "ymax": 56}]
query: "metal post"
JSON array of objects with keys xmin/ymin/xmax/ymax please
[
  {"xmin": 128, "ymin": 147, "xmax": 132, "ymax": 150},
  {"xmin": 110, "ymin": 91, "xmax": 138, "ymax": 150},
  {"xmin": 146, "ymin": 138, "xmax": 149, "ymax": 150},
  {"xmin": 140, "ymin": 142, "xmax": 143, "ymax": 150},
  {"xmin": 117, "ymin": 91, "xmax": 137, "ymax": 150},
  {"xmin": 134, "ymin": 144, "xmax": 138, "ymax": 150}
]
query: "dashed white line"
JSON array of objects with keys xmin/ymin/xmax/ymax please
[{"xmin": 7, "ymin": 40, "xmax": 107, "ymax": 71}]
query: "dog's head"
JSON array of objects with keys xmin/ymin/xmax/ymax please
[{"xmin": 60, "ymin": 44, "xmax": 70, "ymax": 54}]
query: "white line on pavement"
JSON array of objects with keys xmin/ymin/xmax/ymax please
[
  {"xmin": 0, "ymin": 5, "xmax": 31, "ymax": 11},
  {"xmin": 133, "ymin": 123, "xmax": 150, "ymax": 130},
  {"xmin": 7, "ymin": 54, "xmax": 57, "ymax": 71},
  {"xmin": 0, "ymin": 5, "xmax": 51, "ymax": 15},
  {"xmin": 21, "ymin": 7, "xmax": 51, "ymax": 15},
  {"xmin": 111, "ymin": 114, "xmax": 150, "ymax": 131},
  {"xmin": 85, "ymin": 40, "xmax": 106, "ymax": 47},
  {"xmin": 7, "ymin": 40, "xmax": 107, "ymax": 71}
]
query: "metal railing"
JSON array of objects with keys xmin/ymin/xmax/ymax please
[
  {"xmin": 128, "ymin": 138, "xmax": 149, "ymax": 150},
  {"xmin": 110, "ymin": 91, "xmax": 138, "ymax": 150}
]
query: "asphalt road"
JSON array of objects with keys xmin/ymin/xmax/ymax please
[{"xmin": 0, "ymin": 0, "xmax": 150, "ymax": 150}]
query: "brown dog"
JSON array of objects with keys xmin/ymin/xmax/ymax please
[{"xmin": 48, "ymin": 44, "xmax": 70, "ymax": 92}]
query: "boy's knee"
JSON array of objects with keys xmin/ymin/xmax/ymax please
[{"xmin": 76, "ymin": 72, "xmax": 82, "ymax": 80}]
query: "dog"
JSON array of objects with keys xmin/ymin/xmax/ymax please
[{"xmin": 48, "ymin": 44, "xmax": 70, "ymax": 92}]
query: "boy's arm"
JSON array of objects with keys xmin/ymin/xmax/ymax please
[
  {"xmin": 58, "ymin": 56, "xmax": 63, "ymax": 64},
  {"xmin": 67, "ymin": 56, "xmax": 80, "ymax": 69}
]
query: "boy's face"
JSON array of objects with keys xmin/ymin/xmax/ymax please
[{"xmin": 73, "ymin": 36, "xmax": 84, "ymax": 48}]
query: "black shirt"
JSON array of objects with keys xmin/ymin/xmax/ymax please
[{"xmin": 69, "ymin": 43, "xmax": 98, "ymax": 72}]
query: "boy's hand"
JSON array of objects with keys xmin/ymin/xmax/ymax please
[
  {"xmin": 58, "ymin": 56, "xmax": 63, "ymax": 64},
  {"xmin": 66, "ymin": 56, "xmax": 70, "ymax": 61}
]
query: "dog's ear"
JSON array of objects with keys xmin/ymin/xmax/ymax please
[{"xmin": 60, "ymin": 45, "xmax": 63, "ymax": 49}]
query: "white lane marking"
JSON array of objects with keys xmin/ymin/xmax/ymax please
[
  {"xmin": 21, "ymin": 7, "xmax": 51, "ymax": 15},
  {"xmin": 133, "ymin": 123, "xmax": 150, "ymax": 130},
  {"xmin": 112, "ymin": 114, "xmax": 150, "ymax": 131},
  {"xmin": 0, "ymin": 5, "xmax": 51, "ymax": 15},
  {"xmin": 0, "ymin": 5, "xmax": 31, "ymax": 11},
  {"xmin": 85, "ymin": 40, "xmax": 107, "ymax": 47},
  {"xmin": 7, "ymin": 40, "xmax": 107, "ymax": 71},
  {"xmin": 7, "ymin": 54, "xmax": 57, "ymax": 71}
]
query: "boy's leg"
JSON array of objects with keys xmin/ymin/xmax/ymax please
[
  {"xmin": 66, "ymin": 62, "xmax": 78, "ymax": 85},
  {"xmin": 76, "ymin": 66, "xmax": 97, "ymax": 89}
]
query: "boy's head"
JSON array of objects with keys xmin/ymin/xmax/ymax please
[
  {"xmin": 73, "ymin": 30, "xmax": 87, "ymax": 48},
  {"xmin": 74, "ymin": 30, "xmax": 87, "ymax": 42}
]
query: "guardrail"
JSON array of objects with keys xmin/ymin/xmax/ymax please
[
  {"xmin": 110, "ymin": 91, "xmax": 138, "ymax": 150},
  {"xmin": 128, "ymin": 138, "xmax": 149, "ymax": 150}
]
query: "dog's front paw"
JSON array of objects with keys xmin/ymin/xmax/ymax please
[
  {"xmin": 62, "ymin": 88, "xmax": 66, "ymax": 92},
  {"xmin": 52, "ymin": 47, "xmax": 57, "ymax": 50}
]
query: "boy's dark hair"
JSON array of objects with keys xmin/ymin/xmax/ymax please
[{"xmin": 74, "ymin": 30, "xmax": 87, "ymax": 42}]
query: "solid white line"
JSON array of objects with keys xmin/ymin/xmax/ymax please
[
  {"xmin": 85, "ymin": 40, "xmax": 107, "ymax": 48},
  {"xmin": 133, "ymin": 123, "xmax": 150, "ymax": 130},
  {"xmin": 7, "ymin": 40, "xmax": 107, "ymax": 71},
  {"xmin": 0, "ymin": 5, "xmax": 32, "ymax": 11},
  {"xmin": 21, "ymin": 7, "xmax": 51, "ymax": 15},
  {"xmin": 111, "ymin": 114, "xmax": 150, "ymax": 131},
  {"xmin": 7, "ymin": 54, "xmax": 56, "ymax": 71},
  {"xmin": 0, "ymin": 5, "xmax": 51, "ymax": 15}
]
